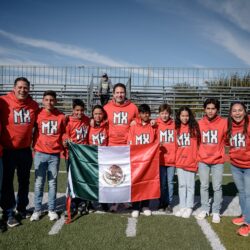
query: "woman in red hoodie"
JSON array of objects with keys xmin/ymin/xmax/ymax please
[
  {"xmin": 228, "ymin": 102, "xmax": 250, "ymax": 237},
  {"xmin": 175, "ymin": 106, "xmax": 200, "ymax": 218}
]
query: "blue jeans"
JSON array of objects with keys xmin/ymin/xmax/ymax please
[
  {"xmin": 177, "ymin": 168, "xmax": 195, "ymax": 208},
  {"xmin": 198, "ymin": 162, "xmax": 224, "ymax": 214},
  {"xmin": 34, "ymin": 152, "xmax": 60, "ymax": 212},
  {"xmin": 231, "ymin": 165, "xmax": 250, "ymax": 224},
  {"xmin": 1, "ymin": 148, "xmax": 32, "ymax": 217},
  {"xmin": 159, "ymin": 166, "xmax": 175, "ymax": 207}
]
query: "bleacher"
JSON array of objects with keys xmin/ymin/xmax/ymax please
[{"xmin": 0, "ymin": 66, "xmax": 249, "ymax": 118}]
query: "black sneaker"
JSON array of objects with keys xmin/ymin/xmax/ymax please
[
  {"xmin": 158, "ymin": 204, "xmax": 167, "ymax": 212},
  {"xmin": 78, "ymin": 202, "xmax": 88, "ymax": 215},
  {"xmin": 165, "ymin": 205, "xmax": 173, "ymax": 214},
  {"xmin": 86, "ymin": 202, "xmax": 95, "ymax": 213},
  {"xmin": 7, "ymin": 217, "xmax": 20, "ymax": 228},
  {"xmin": 101, "ymin": 203, "xmax": 109, "ymax": 212},
  {"xmin": 17, "ymin": 210, "xmax": 32, "ymax": 219}
]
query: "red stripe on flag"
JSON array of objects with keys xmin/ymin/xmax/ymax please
[{"xmin": 130, "ymin": 143, "xmax": 160, "ymax": 202}]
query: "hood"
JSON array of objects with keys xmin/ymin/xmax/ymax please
[
  {"xmin": 156, "ymin": 117, "xmax": 174, "ymax": 126},
  {"xmin": 203, "ymin": 115, "xmax": 221, "ymax": 124},
  {"xmin": 8, "ymin": 91, "xmax": 34, "ymax": 106},
  {"xmin": 110, "ymin": 98, "xmax": 132, "ymax": 107},
  {"xmin": 232, "ymin": 118, "xmax": 246, "ymax": 128}
]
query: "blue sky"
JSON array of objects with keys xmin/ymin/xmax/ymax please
[{"xmin": 0, "ymin": 0, "xmax": 250, "ymax": 67}]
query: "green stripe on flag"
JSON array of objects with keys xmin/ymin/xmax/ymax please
[{"xmin": 68, "ymin": 143, "xmax": 99, "ymax": 201}]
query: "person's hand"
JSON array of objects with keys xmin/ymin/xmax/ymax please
[
  {"xmin": 63, "ymin": 139, "xmax": 71, "ymax": 148},
  {"xmin": 90, "ymin": 118, "xmax": 95, "ymax": 128},
  {"xmin": 150, "ymin": 119, "xmax": 156, "ymax": 127},
  {"xmin": 130, "ymin": 120, "xmax": 136, "ymax": 126}
]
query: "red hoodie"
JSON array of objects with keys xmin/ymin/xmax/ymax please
[
  {"xmin": 104, "ymin": 99, "xmax": 138, "ymax": 145},
  {"xmin": 229, "ymin": 118, "xmax": 250, "ymax": 169},
  {"xmin": 88, "ymin": 121, "xmax": 109, "ymax": 146},
  {"xmin": 198, "ymin": 115, "xmax": 227, "ymax": 164},
  {"xmin": 0, "ymin": 123, "xmax": 3, "ymax": 157},
  {"xmin": 175, "ymin": 124, "xmax": 198, "ymax": 172},
  {"xmin": 33, "ymin": 108, "xmax": 66, "ymax": 154},
  {"xmin": 156, "ymin": 118, "xmax": 176, "ymax": 166},
  {"xmin": 0, "ymin": 92, "xmax": 39, "ymax": 149},
  {"xmin": 63, "ymin": 115, "xmax": 90, "ymax": 144},
  {"xmin": 128, "ymin": 119, "xmax": 156, "ymax": 145}
]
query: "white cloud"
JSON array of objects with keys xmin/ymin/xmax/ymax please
[
  {"xmin": 0, "ymin": 46, "xmax": 44, "ymax": 65},
  {"xmin": 204, "ymin": 24, "xmax": 250, "ymax": 66},
  {"xmin": 198, "ymin": 0, "xmax": 250, "ymax": 33},
  {"xmin": 0, "ymin": 30, "xmax": 137, "ymax": 67}
]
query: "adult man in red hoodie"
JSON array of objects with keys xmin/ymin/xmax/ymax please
[
  {"xmin": 0, "ymin": 77, "xmax": 39, "ymax": 228},
  {"xmin": 104, "ymin": 83, "xmax": 138, "ymax": 146},
  {"xmin": 104, "ymin": 83, "xmax": 138, "ymax": 211}
]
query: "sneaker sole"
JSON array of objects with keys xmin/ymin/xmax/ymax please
[
  {"xmin": 212, "ymin": 220, "xmax": 221, "ymax": 223},
  {"xmin": 238, "ymin": 232, "xmax": 249, "ymax": 237},
  {"xmin": 7, "ymin": 223, "xmax": 20, "ymax": 228},
  {"xmin": 232, "ymin": 221, "xmax": 245, "ymax": 226},
  {"xmin": 30, "ymin": 219, "xmax": 40, "ymax": 222}
]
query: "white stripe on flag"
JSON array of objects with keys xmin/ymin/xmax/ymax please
[
  {"xmin": 68, "ymin": 166, "xmax": 76, "ymax": 198},
  {"xmin": 98, "ymin": 146, "xmax": 131, "ymax": 203}
]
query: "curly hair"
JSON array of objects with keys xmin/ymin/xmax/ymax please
[
  {"xmin": 227, "ymin": 101, "xmax": 249, "ymax": 140},
  {"xmin": 175, "ymin": 106, "xmax": 200, "ymax": 144}
]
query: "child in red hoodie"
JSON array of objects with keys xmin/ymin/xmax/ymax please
[
  {"xmin": 175, "ymin": 106, "xmax": 200, "ymax": 218},
  {"xmin": 30, "ymin": 90, "xmax": 66, "ymax": 222},
  {"xmin": 0, "ymin": 123, "xmax": 4, "ymax": 232},
  {"xmin": 63, "ymin": 99, "xmax": 90, "ymax": 215},
  {"xmin": 156, "ymin": 104, "xmax": 176, "ymax": 214},
  {"xmin": 228, "ymin": 102, "xmax": 250, "ymax": 237},
  {"xmin": 88, "ymin": 105, "xmax": 108, "ymax": 146},
  {"xmin": 88, "ymin": 105, "xmax": 109, "ymax": 211},
  {"xmin": 128, "ymin": 104, "xmax": 156, "ymax": 218},
  {"xmin": 196, "ymin": 98, "xmax": 227, "ymax": 223}
]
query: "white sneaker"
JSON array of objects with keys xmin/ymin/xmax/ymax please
[
  {"xmin": 212, "ymin": 213, "xmax": 221, "ymax": 223},
  {"xmin": 182, "ymin": 208, "xmax": 193, "ymax": 218},
  {"xmin": 48, "ymin": 211, "xmax": 58, "ymax": 221},
  {"xmin": 175, "ymin": 208, "xmax": 186, "ymax": 217},
  {"xmin": 195, "ymin": 210, "xmax": 209, "ymax": 220},
  {"xmin": 131, "ymin": 210, "xmax": 140, "ymax": 218},
  {"xmin": 110, "ymin": 204, "xmax": 119, "ymax": 212},
  {"xmin": 142, "ymin": 207, "xmax": 152, "ymax": 216},
  {"xmin": 30, "ymin": 211, "xmax": 41, "ymax": 221}
]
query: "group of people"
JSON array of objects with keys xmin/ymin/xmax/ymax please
[{"xmin": 0, "ymin": 76, "xmax": 249, "ymax": 238}]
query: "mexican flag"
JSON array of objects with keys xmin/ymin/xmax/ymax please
[{"xmin": 67, "ymin": 142, "xmax": 160, "ymax": 203}]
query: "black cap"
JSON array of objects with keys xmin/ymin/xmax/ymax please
[{"xmin": 102, "ymin": 73, "xmax": 108, "ymax": 78}]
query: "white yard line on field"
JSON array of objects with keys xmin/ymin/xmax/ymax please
[
  {"xmin": 196, "ymin": 218, "xmax": 226, "ymax": 250},
  {"xmin": 48, "ymin": 216, "xmax": 65, "ymax": 235},
  {"xmin": 126, "ymin": 217, "xmax": 138, "ymax": 237}
]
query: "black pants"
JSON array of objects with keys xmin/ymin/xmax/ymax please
[
  {"xmin": 132, "ymin": 200, "xmax": 150, "ymax": 210},
  {"xmin": 100, "ymin": 95, "xmax": 110, "ymax": 106},
  {"xmin": 1, "ymin": 148, "xmax": 32, "ymax": 217}
]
